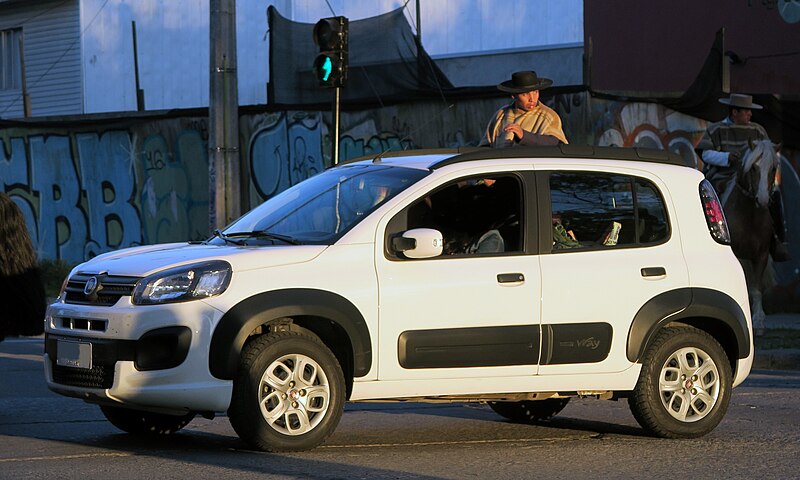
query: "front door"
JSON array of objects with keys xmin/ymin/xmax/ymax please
[{"xmin": 375, "ymin": 172, "xmax": 542, "ymax": 382}]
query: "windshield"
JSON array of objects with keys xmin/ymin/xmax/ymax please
[{"xmin": 219, "ymin": 164, "xmax": 429, "ymax": 245}]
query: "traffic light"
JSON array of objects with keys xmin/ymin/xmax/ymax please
[{"xmin": 313, "ymin": 16, "xmax": 348, "ymax": 88}]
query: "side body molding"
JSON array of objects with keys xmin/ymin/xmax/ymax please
[
  {"xmin": 209, "ymin": 288, "xmax": 372, "ymax": 380},
  {"xmin": 627, "ymin": 288, "xmax": 750, "ymax": 363}
]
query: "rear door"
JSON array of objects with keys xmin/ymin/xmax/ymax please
[{"xmin": 536, "ymin": 168, "xmax": 689, "ymax": 375}]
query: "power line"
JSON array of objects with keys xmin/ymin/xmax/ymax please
[{"xmin": 324, "ymin": 0, "xmax": 337, "ymax": 16}]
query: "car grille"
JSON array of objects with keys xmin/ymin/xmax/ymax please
[
  {"xmin": 51, "ymin": 361, "xmax": 115, "ymax": 389},
  {"xmin": 64, "ymin": 272, "xmax": 140, "ymax": 306},
  {"xmin": 55, "ymin": 317, "xmax": 108, "ymax": 332}
]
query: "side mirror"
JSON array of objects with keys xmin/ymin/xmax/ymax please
[{"xmin": 391, "ymin": 228, "xmax": 443, "ymax": 259}]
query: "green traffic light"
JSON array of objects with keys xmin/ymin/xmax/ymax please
[{"xmin": 321, "ymin": 56, "xmax": 332, "ymax": 82}]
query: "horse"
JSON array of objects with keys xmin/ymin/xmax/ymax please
[{"xmin": 714, "ymin": 139, "xmax": 781, "ymax": 334}]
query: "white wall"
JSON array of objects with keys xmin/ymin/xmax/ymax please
[
  {"xmin": 80, "ymin": 0, "xmax": 583, "ymax": 113},
  {"xmin": 288, "ymin": 0, "xmax": 583, "ymax": 55},
  {"xmin": 82, "ymin": 0, "xmax": 280, "ymax": 113}
]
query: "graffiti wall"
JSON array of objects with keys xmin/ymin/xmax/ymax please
[
  {"xmin": 0, "ymin": 122, "xmax": 210, "ymax": 264},
  {"xmin": 2, "ymin": 93, "xmax": 798, "ymax": 278}
]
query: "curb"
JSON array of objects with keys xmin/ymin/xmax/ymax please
[{"xmin": 753, "ymin": 348, "xmax": 800, "ymax": 371}]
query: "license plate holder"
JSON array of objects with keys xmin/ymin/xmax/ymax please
[{"xmin": 56, "ymin": 340, "xmax": 93, "ymax": 369}]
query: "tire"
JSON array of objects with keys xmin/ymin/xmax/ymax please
[
  {"xmin": 228, "ymin": 331, "xmax": 346, "ymax": 452},
  {"xmin": 489, "ymin": 397, "xmax": 570, "ymax": 423},
  {"xmin": 100, "ymin": 405, "xmax": 194, "ymax": 435},
  {"xmin": 629, "ymin": 326, "xmax": 732, "ymax": 438}
]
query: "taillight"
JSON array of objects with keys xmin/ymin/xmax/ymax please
[{"xmin": 699, "ymin": 180, "xmax": 731, "ymax": 245}]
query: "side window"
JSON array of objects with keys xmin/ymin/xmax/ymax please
[
  {"xmin": 635, "ymin": 179, "xmax": 670, "ymax": 244},
  {"xmin": 550, "ymin": 172, "xmax": 668, "ymax": 251},
  {"xmin": 388, "ymin": 174, "xmax": 523, "ymax": 258}
]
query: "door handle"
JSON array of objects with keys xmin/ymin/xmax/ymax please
[
  {"xmin": 497, "ymin": 273, "xmax": 525, "ymax": 283},
  {"xmin": 641, "ymin": 267, "xmax": 667, "ymax": 277}
]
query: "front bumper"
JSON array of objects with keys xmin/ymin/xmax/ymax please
[{"xmin": 44, "ymin": 298, "xmax": 232, "ymax": 413}]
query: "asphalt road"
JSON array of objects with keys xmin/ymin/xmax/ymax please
[{"xmin": 2, "ymin": 337, "xmax": 799, "ymax": 480}]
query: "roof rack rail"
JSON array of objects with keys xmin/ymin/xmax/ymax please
[
  {"xmin": 430, "ymin": 145, "xmax": 691, "ymax": 170},
  {"xmin": 339, "ymin": 146, "xmax": 483, "ymax": 166}
]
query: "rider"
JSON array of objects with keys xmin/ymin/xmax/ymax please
[{"xmin": 695, "ymin": 93, "xmax": 788, "ymax": 262}]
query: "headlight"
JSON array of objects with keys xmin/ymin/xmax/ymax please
[{"xmin": 132, "ymin": 261, "xmax": 232, "ymax": 305}]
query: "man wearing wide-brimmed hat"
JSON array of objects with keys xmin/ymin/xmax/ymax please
[
  {"xmin": 479, "ymin": 70, "xmax": 568, "ymax": 148},
  {"xmin": 696, "ymin": 93, "xmax": 788, "ymax": 261},
  {"xmin": 696, "ymin": 93, "xmax": 769, "ymax": 172}
]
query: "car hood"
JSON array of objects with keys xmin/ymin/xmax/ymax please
[{"xmin": 76, "ymin": 243, "xmax": 328, "ymax": 277}]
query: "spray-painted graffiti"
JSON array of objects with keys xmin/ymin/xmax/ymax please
[
  {"xmin": 248, "ymin": 112, "xmax": 326, "ymax": 200},
  {"xmin": 0, "ymin": 126, "xmax": 208, "ymax": 264},
  {"xmin": 245, "ymin": 111, "xmax": 421, "ymax": 204},
  {"xmin": 592, "ymin": 100, "xmax": 705, "ymax": 168},
  {"xmin": 138, "ymin": 130, "xmax": 209, "ymax": 244}
]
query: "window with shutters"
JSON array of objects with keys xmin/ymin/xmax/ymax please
[{"xmin": 1, "ymin": 28, "xmax": 22, "ymax": 91}]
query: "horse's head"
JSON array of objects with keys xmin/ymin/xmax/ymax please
[{"xmin": 739, "ymin": 139, "xmax": 780, "ymax": 208}]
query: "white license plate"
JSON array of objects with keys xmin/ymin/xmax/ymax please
[{"xmin": 56, "ymin": 340, "xmax": 92, "ymax": 369}]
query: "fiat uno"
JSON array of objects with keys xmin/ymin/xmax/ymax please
[{"xmin": 44, "ymin": 146, "xmax": 753, "ymax": 451}]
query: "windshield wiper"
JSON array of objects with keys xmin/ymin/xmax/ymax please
[
  {"xmin": 218, "ymin": 230, "xmax": 301, "ymax": 245},
  {"xmin": 212, "ymin": 229, "xmax": 246, "ymax": 246},
  {"xmin": 248, "ymin": 230, "xmax": 302, "ymax": 245}
]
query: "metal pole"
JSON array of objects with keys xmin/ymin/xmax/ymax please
[
  {"xmin": 720, "ymin": 27, "xmax": 730, "ymax": 94},
  {"xmin": 132, "ymin": 21, "xmax": 145, "ymax": 111},
  {"xmin": 415, "ymin": 0, "xmax": 423, "ymax": 88},
  {"xmin": 18, "ymin": 36, "xmax": 31, "ymax": 117},
  {"xmin": 416, "ymin": 0, "xmax": 421, "ymax": 44},
  {"xmin": 333, "ymin": 86, "xmax": 340, "ymax": 165},
  {"xmin": 209, "ymin": 0, "xmax": 241, "ymax": 230}
]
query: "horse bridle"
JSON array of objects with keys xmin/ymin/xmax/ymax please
[{"xmin": 733, "ymin": 148, "xmax": 776, "ymax": 201}]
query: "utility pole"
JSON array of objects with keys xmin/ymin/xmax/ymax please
[{"xmin": 209, "ymin": 0, "xmax": 241, "ymax": 230}]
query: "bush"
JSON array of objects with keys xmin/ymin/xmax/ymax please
[{"xmin": 39, "ymin": 259, "xmax": 75, "ymax": 299}]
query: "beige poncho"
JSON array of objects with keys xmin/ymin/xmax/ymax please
[{"xmin": 480, "ymin": 102, "xmax": 568, "ymax": 147}]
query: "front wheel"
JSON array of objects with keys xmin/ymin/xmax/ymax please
[
  {"xmin": 100, "ymin": 405, "xmax": 195, "ymax": 435},
  {"xmin": 228, "ymin": 331, "xmax": 346, "ymax": 452},
  {"xmin": 629, "ymin": 326, "xmax": 732, "ymax": 438},
  {"xmin": 489, "ymin": 397, "xmax": 570, "ymax": 423}
]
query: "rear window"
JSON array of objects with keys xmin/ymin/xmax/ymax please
[{"xmin": 549, "ymin": 172, "xmax": 669, "ymax": 251}]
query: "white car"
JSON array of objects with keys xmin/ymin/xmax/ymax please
[{"xmin": 44, "ymin": 146, "xmax": 753, "ymax": 451}]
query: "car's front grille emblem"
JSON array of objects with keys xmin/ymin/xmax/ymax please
[{"xmin": 83, "ymin": 276, "xmax": 99, "ymax": 296}]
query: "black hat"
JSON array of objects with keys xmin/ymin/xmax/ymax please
[{"xmin": 497, "ymin": 71, "xmax": 553, "ymax": 93}]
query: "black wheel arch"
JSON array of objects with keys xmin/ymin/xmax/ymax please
[
  {"xmin": 627, "ymin": 288, "xmax": 751, "ymax": 369},
  {"xmin": 209, "ymin": 288, "xmax": 372, "ymax": 383}
]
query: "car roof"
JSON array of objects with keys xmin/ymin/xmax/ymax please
[{"xmin": 340, "ymin": 145, "xmax": 692, "ymax": 171}]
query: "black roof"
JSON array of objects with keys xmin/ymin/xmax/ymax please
[{"xmin": 345, "ymin": 145, "xmax": 692, "ymax": 169}]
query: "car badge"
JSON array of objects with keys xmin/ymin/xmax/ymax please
[{"xmin": 84, "ymin": 276, "xmax": 99, "ymax": 296}]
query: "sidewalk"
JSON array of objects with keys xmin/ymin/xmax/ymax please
[{"xmin": 753, "ymin": 313, "xmax": 800, "ymax": 371}]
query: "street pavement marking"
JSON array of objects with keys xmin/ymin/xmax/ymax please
[
  {"xmin": 0, "ymin": 452, "xmax": 132, "ymax": 463},
  {"xmin": 2, "ymin": 338, "xmax": 44, "ymax": 343},
  {"xmin": 320, "ymin": 436, "xmax": 582, "ymax": 449},
  {"xmin": 0, "ymin": 352, "xmax": 43, "ymax": 362}
]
